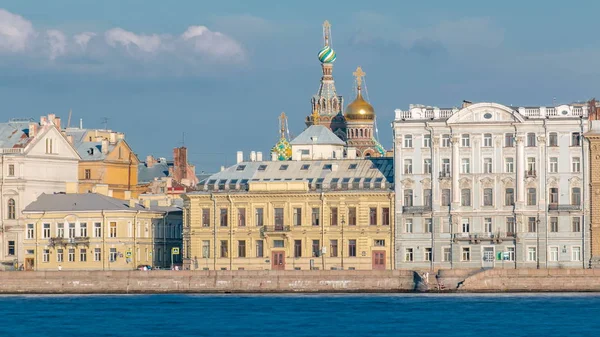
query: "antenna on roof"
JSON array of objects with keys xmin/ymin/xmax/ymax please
[
  {"xmin": 181, "ymin": 132, "xmax": 186, "ymax": 147},
  {"xmin": 101, "ymin": 117, "xmax": 109, "ymax": 130},
  {"xmin": 67, "ymin": 108, "xmax": 72, "ymax": 128},
  {"xmin": 552, "ymin": 97, "xmax": 556, "ymax": 107}
]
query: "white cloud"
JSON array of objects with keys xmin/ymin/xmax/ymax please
[
  {"xmin": 181, "ymin": 25, "xmax": 244, "ymax": 60},
  {"xmin": 74, "ymin": 32, "xmax": 96, "ymax": 49},
  {"xmin": 0, "ymin": 9, "xmax": 35, "ymax": 52},
  {"xmin": 46, "ymin": 29, "xmax": 67, "ymax": 60},
  {"xmin": 105, "ymin": 28, "xmax": 162, "ymax": 53}
]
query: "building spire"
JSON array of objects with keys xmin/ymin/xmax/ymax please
[
  {"xmin": 323, "ymin": 20, "xmax": 331, "ymax": 47},
  {"xmin": 353, "ymin": 66, "xmax": 366, "ymax": 91},
  {"xmin": 279, "ymin": 112, "xmax": 287, "ymax": 139}
]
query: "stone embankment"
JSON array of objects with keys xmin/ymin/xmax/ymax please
[{"xmin": 0, "ymin": 270, "xmax": 415, "ymax": 294}]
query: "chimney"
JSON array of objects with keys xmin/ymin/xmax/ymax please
[
  {"xmin": 54, "ymin": 116, "xmax": 61, "ymax": 129},
  {"xmin": 220, "ymin": 166, "xmax": 225, "ymax": 172},
  {"xmin": 48, "ymin": 114, "xmax": 55, "ymax": 124},
  {"xmin": 40, "ymin": 116, "xmax": 48, "ymax": 125},
  {"xmin": 101, "ymin": 139, "xmax": 109, "ymax": 154},
  {"xmin": 257, "ymin": 152, "xmax": 263, "ymax": 161},
  {"xmin": 236, "ymin": 151, "xmax": 243, "ymax": 164},
  {"xmin": 109, "ymin": 132, "xmax": 117, "ymax": 144},
  {"xmin": 117, "ymin": 133, "xmax": 125, "ymax": 140},
  {"xmin": 271, "ymin": 152, "xmax": 277, "ymax": 161},
  {"xmin": 250, "ymin": 151, "xmax": 256, "ymax": 162},
  {"xmin": 173, "ymin": 147, "xmax": 188, "ymax": 181},
  {"xmin": 79, "ymin": 118, "xmax": 83, "ymax": 129},
  {"xmin": 66, "ymin": 135, "xmax": 73, "ymax": 144},
  {"xmin": 124, "ymin": 190, "xmax": 132, "ymax": 200},
  {"xmin": 461, "ymin": 100, "xmax": 473, "ymax": 108},
  {"xmin": 28, "ymin": 122, "xmax": 37, "ymax": 138},
  {"xmin": 143, "ymin": 199, "xmax": 151, "ymax": 208},
  {"xmin": 146, "ymin": 155, "xmax": 155, "ymax": 168},
  {"xmin": 129, "ymin": 199, "xmax": 137, "ymax": 208},
  {"xmin": 95, "ymin": 136, "xmax": 103, "ymax": 142}
]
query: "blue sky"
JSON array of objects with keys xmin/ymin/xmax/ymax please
[{"xmin": 1, "ymin": 0, "xmax": 600, "ymax": 172}]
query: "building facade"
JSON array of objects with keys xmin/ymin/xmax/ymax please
[
  {"xmin": 138, "ymin": 146, "xmax": 200, "ymax": 196},
  {"xmin": 393, "ymin": 102, "xmax": 589, "ymax": 269},
  {"xmin": 0, "ymin": 114, "xmax": 80, "ymax": 269},
  {"xmin": 584, "ymin": 100, "xmax": 600, "ymax": 268},
  {"xmin": 22, "ymin": 193, "xmax": 182, "ymax": 271},
  {"xmin": 182, "ymin": 153, "xmax": 394, "ymax": 271}
]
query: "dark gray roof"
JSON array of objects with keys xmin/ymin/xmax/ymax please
[
  {"xmin": 64, "ymin": 129, "xmax": 117, "ymax": 161},
  {"xmin": 23, "ymin": 193, "xmax": 154, "ymax": 213},
  {"xmin": 290, "ymin": 125, "xmax": 345, "ymax": 146},
  {"xmin": 138, "ymin": 160, "xmax": 172, "ymax": 184}
]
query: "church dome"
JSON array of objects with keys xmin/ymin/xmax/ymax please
[
  {"xmin": 318, "ymin": 45, "xmax": 336, "ymax": 63},
  {"xmin": 345, "ymin": 89, "xmax": 375, "ymax": 121}
]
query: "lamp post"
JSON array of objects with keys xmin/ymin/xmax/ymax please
[
  {"xmin": 341, "ymin": 215, "xmax": 345, "ymax": 270},
  {"xmin": 536, "ymin": 213, "xmax": 540, "ymax": 269}
]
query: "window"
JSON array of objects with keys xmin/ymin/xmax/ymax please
[
  {"xmin": 527, "ymin": 133, "xmax": 536, "ymax": 147},
  {"xmin": 549, "ymin": 132, "xmax": 558, "ymax": 146},
  {"xmin": 483, "ymin": 158, "xmax": 492, "ymax": 173},
  {"xmin": 403, "ymin": 159, "xmax": 413, "ymax": 174},
  {"xmin": 369, "ymin": 207, "xmax": 377, "ymax": 226},
  {"xmin": 45, "ymin": 138, "xmax": 53, "ymax": 154},
  {"xmin": 330, "ymin": 207, "xmax": 338, "ymax": 226},
  {"xmin": 43, "ymin": 249, "xmax": 50, "ymax": 262},
  {"xmin": 549, "ymin": 247, "xmax": 559, "ymax": 262},
  {"xmin": 348, "ymin": 240, "xmax": 357, "ymax": 257},
  {"xmin": 27, "ymin": 224, "xmax": 34, "ymax": 239},
  {"xmin": 405, "ymin": 248, "xmax": 414, "ymax": 262},
  {"xmin": 300, "ymin": 164, "xmax": 310, "ymax": 170},
  {"xmin": 527, "ymin": 188, "xmax": 537, "ymax": 206},
  {"xmin": 483, "ymin": 133, "xmax": 492, "ymax": 147},
  {"xmin": 65, "ymin": 223, "xmax": 75, "ymax": 239},
  {"xmin": 425, "ymin": 218, "xmax": 432, "ymax": 233},
  {"xmin": 462, "ymin": 247, "xmax": 470, "ymax": 261},
  {"xmin": 109, "ymin": 248, "xmax": 117, "ymax": 262},
  {"xmin": 79, "ymin": 223, "xmax": 87, "ymax": 237},
  {"xmin": 219, "ymin": 208, "xmax": 229, "ymax": 227},
  {"xmin": 330, "ymin": 240, "xmax": 338, "ymax": 257},
  {"xmin": 572, "ymin": 132, "xmax": 581, "ymax": 146},
  {"xmin": 279, "ymin": 164, "xmax": 288, "ymax": 171},
  {"xmin": 424, "ymin": 190, "xmax": 432, "ymax": 208},
  {"xmin": 549, "ymin": 188, "xmax": 559, "ymax": 204},
  {"xmin": 348, "ymin": 207, "xmax": 357, "ymax": 226},
  {"xmin": 461, "ymin": 134, "xmax": 470, "ymax": 147},
  {"xmin": 550, "ymin": 217, "xmax": 558, "ymax": 232},
  {"xmin": 287, "ymin": 207, "xmax": 300, "ymax": 226},
  {"xmin": 57, "ymin": 249, "xmax": 64, "ymax": 262},
  {"xmin": 275, "ymin": 208, "xmax": 284, "ymax": 228},
  {"xmin": 423, "ymin": 159, "xmax": 432, "ymax": 174},
  {"xmin": 322, "ymin": 164, "xmax": 332, "ymax": 171},
  {"xmin": 237, "ymin": 208, "xmax": 246, "ymax": 227},
  {"xmin": 461, "ymin": 189, "xmax": 471, "ymax": 206},
  {"xmin": 549, "ymin": 157, "xmax": 558, "ymax": 173},
  {"xmin": 258, "ymin": 165, "xmax": 267, "ymax": 171},
  {"xmin": 507, "ymin": 217, "xmax": 516, "ymax": 235},
  {"xmin": 404, "ymin": 135, "xmax": 413, "ymax": 148},
  {"xmin": 461, "ymin": 158, "xmax": 470, "ymax": 174},
  {"xmin": 294, "ymin": 240, "xmax": 302, "ymax": 258},
  {"xmin": 374, "ymin": 239, "xmax": 385, "ymax": 247},
  {"xmin": 405, "ymin": 219, "xmax": 413, "ymax": 233},
  {"xmin": 109, "ymin": 222, "xmax": 117, "ymax": 238},
  {"xmin": 506, "ymin": 247, "xmax": 515, "ymax": 261},
  {"xmin": 462, "ymin": 219, "xmax": 470, "ymax": 233},
  {"xmin": 311, "ymin": 208, "xmax": 320, "ymax": 226},
  {"xmin": 505, "ymin": 133, "xmax": 514, "ymax": 147},
  {"xmin": 404, "ymin": 189, "xmax": 413, "ymax": 206},
  {"xmin": 84, "ymin": 169, "xmax": 91, "ymax": 180},
  {"xmin": 220, "ymin": 240, "xmax": 228, "ymax": 258},
  {"xmin": 441, "ymin": 158, "xmax": 451, "ymax": 176},
  {"xmin": 57, "ymin": 223, "xmax": 64, "ymax": 238},
  {"xmin": 94, "ymin": 248, "xmax": 101, "ymax": 261},
  {"xmin": 424, "ymin": 247, "xmax": 432, "ymax": 261},
  {"xmin": 572, "ymin": 217, "xmax": 581, "ymax": 232},
  {"xmin": 43, "ymin": 223, "xmax": 50, "ymax": 238},
  {"xmin": 505, "ymin": 188, "xmax": 515, "ymax": 206},
  {"xmin": 571, "ymin": 187, "xmax": 581, "ymax": 206},
  {"xmin": 8, "ymin": 164, "xmax": 14, "ymax": 176},
  {"xmin": 572, "ymin": 247, "xmax": 581, "ymax": 261},
  {"xmin": 94, "ymin": 222, "xmax": 101, "ymax": 237},
  {"xmin": 68, "ymin": 248, "xmax": 75, "ymax": 262},
  {"xmin": 505, "ymin": 157, "xmax": 514, "ymax": 173},
  {"xmin": 483, "ymin": 188, "xmax": 493, "ymax": 206},
  {"xmin": 442, "ymin": 134, "xmax": 451, "ymax": 147},
  {"xmin": 527, "ymin": 157, "xmax": 536, "ymax": 175},
  {"xmin": 528, "ymin": 217, "xmax": 537, "ymax": 233},
  {"xmin": 484, "ymin": 218, "xmax": 493, "ymax": 233},
  {"xmin": 572, "ymin": 157, "xmax": 581, "ymax": 173},
  {"xmin": 7, "ymin": 241, "xmax": 15, "ymax": 256},
  {"xmin": 236, "ymin": 165, "xmax": 246, "ymax": 171},
  {"xmin": 255, "ymin": 208, "xmax": 264, "ymax": 226},
  {"xmin": 441, "ymin": 189, "xmax": 451, "ymax": 206},
  {"xmin": 202, "ymin": 240, "xmax": 210, "ymax": 258},
  {"xmin": 202, "ymin": 209, "xmax": 210, "ymax": 227},
  {"xmin": 7, "ymin": 198, "xmax": 15, "ymax": 220},
  {"xmin": 273, "ymin": 240, "xmax": 284, "ymax": 248},
  {"xmin": 443, "ymin": 247, "xmax": 451, "ymax": 262},
  {"xmin": 423, "ymin": 134, "xmax": 431, "ymax": 148},
  {"xmin": 527, "ymin": 247, "xmax": 537, "ymax": 262},
  {"xmin": 238, "ymin": 240, "xmax": 246, "ymax": 258},
  {"xmin": 312, "ymin": 240, "xmax": 320, "ymax": 257},
  {"xmin": 255, "ymin": 240, "xmax": 263, "ymax": 258}
]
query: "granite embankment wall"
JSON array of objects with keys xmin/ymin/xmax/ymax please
[
  {"xmin": 0, "ymin": 270, "xmax": 416, "ymax": 294},
  {"xmin": 458, "ymin": 269, "xmax": 600, "ymax": 292}
]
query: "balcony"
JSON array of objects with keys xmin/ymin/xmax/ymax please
[
  {"xmin": 48, "ymin": 237, "xmax": 90, "ymax": 247},
  {"xmin": 402, "ymin": 206, "xmax": 432, "ymax": 214},
  {"xmin": 525, "ymin": 170, "xmax": 537, "ymax": 178},
  {"xmin": 453, "ymin": 232, "xmax": 516, "ymax": 244},
  {"xmin": 548, "ymin": 204, "xmax": 581, "ymax": 211},
  {"xmin": 439, "ymin": 171, "xmax": 451, "ymax": 179},
  {"xmin": 260, "ymin": 225, "xmax": 291, "ymax": 235}
]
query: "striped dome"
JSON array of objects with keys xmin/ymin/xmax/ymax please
[{"xmin": 318, "ymin": 45, "xmax": 336, "ymax": 63}]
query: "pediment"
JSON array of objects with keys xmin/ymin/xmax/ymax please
[{"xmin": 447, "ymin": 103, "xmax": 525, "ymax": 124}]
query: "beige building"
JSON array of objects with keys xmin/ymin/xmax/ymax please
[
  {"xmin": 22, "ymin": 193, "xmax": 182, "ymax": 271},
  {"xmin": 183, "ymin": 152, "xmax": 394, "ymax": 271}
]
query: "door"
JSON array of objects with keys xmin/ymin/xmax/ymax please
[
  {"xmin": 372, "ymin": 250, "xmax": 386, "ymax": 270},
  {"xmin": 271, "ymin": 251, "xmax": 285, "ymax": 270},
  {"xmin": 25, "ymin": 258, "xmax": 34, "ymax": 271},
  {"xmin": 482, "ymin": 247, "xmax": 494, "ymax": 267}
]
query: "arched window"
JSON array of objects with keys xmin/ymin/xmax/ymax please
[
  {"xmin": 7, "ymin": 198, "xmax": 15, "ymax": 220},
  {"xmin": 360, "ymin": 129, "xmax": 364, "ymax": 138}
]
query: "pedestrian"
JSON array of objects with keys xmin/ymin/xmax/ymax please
[{"xmin": 58, "ymin": 265, "xmax": 62, "ymax": 271}]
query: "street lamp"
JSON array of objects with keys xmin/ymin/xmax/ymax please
[
  {"xmin": 536, "ymin": 213, "xmax": 540, "ymax": 269},
  {"xmin": 341, "ymin": 215, "xmax": 345, "ymax": 270}
]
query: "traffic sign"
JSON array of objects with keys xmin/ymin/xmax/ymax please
[{"xmin": 172, "ymin": 247, "xmax": 180, "ymax": 255}]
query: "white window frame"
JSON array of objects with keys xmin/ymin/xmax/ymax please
[
  {"xmin": 404, "ymin": 135, "xmax": 413, "ymax": 148},
  {"xmin": 483, "ymin": 133, "xmax": 493, "ymax": 147}
]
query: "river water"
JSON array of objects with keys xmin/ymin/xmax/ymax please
[{"xmin": 1, "ymin": 293, "xmax": 599, "ymax": 336}]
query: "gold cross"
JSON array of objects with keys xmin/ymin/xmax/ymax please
[
  {"xmin": 279, "ymin": 112, "xmax": 287, "ymax": 138},
  {"xmin": 353, "ymin": 66, "xmax": 366, "ymax": 87},
  {"xmin": 323, "ymin": 20, "xmax": 331, "ymax": 46}
]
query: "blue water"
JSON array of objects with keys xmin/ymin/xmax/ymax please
[{"xmin": 1, "ymin": 294, "xmax": 599, "ymax": 336}]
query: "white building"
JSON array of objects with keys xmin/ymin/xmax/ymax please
[
  {"xmin": 0, "ymin": 114, "xmax": 80, "ymax": 269},
  {"xmin": 393, "ymin": 102, "xmax": 589, "ymax": 270}
]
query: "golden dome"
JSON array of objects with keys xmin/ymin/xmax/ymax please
[{"xmin": 345, "ymin": 89, "xmax": 375, "ymax": 121}]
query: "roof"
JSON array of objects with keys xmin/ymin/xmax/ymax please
[
  {"xmin": 192, "ymin": 158, "xmax": 394, "ymax": 194},
  {"xmin": 65, "ymin": 129, "xmax": 117, "ymax": 161},
  {"xmin": 0, "ymin": 120, "xmax": 33, "ymax": 149},
  {"xmin": 138, "ymin": 160, "xmax": 172, "ymax": 184},
  {"xmin": 290, "ymin": 125, "xmax": 345, "ymax": 146},
  {"xmin": 23, "ymin": 193, "xmax": 154, "ymax": 213}
]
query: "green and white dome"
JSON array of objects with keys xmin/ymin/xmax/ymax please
[{"xmin": 318, "ymin": 45, "xmax": 336, "ymax": 63}]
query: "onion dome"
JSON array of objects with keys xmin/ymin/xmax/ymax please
[
  {"xmin": 345, "ymin": 88, "xmax": 375, "ymax": 121},
  {"xmin": 271, "ymin": 138, "xmax": 292, "ymax": 161},
  {"xmin": 318, "ymin": 45, "xmax": 336, "ymax": 63}
]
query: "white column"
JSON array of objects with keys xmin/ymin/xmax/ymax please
[
  {"xmin": 516, "ymin": 135, "xmax": 525, "ymax": 204},
  {"xmin": 432, "ymin": 138, "xmax": 440, "ymax": 208},
  {"xmin": 452, "ymin": 135, "xmax": 460, "ymax": 203}
]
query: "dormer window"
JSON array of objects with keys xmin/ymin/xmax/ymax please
[
  {"xmin": 279, "ymin": 165, "xmax": 289, "ymax": 171},
  {"xmin": 236, "ymin": 165, "xmax": 246, "ymax": 171},
  {"xmin": 348, "ymin": 163, "xmax": 357, "ymax": 170},
  {"xmin": 258, "ymin": 165, "xmax": 267, "ymax": 171},
  {"xmin": 301, "ymin": 164, "xmax": 310, "ymax": 170},
  {"xmin": 323, "ymin": 164, "xmax": 333, "ymax": 170}
]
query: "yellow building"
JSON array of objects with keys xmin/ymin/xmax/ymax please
[
  {"xmin": 22, "ymin": 193, "xmax": 182, "ymax": 271},
  {"xmin": 64, "ymin": 128, "xmax": 141, "ymax": 199},
  {"xmin": 183, "ymin": 156, "xmax": 394, "ymax": 271}
]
